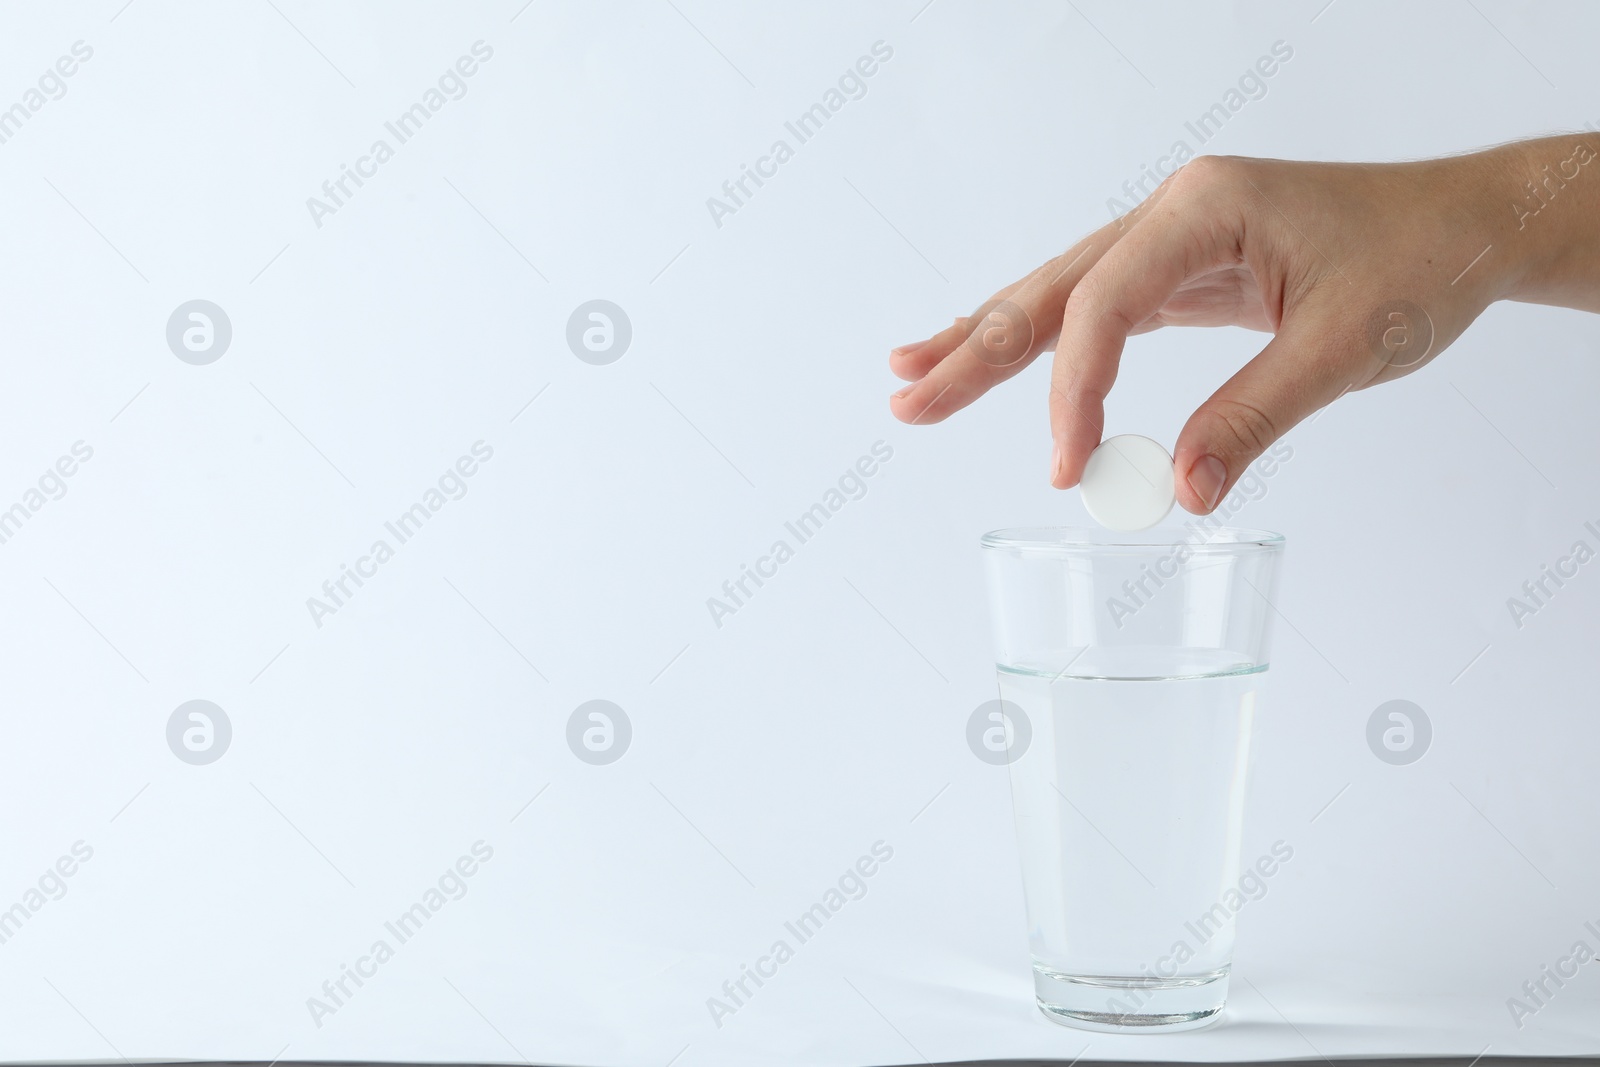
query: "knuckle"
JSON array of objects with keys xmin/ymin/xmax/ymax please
[
  {"xmin": 1065, "ymin": 271, "xmax": 1135, "ymax": 335},
  {"xmin": 1168, "ymin": 154, "xmax": 1241, "ymax": 197},
  {"xmin": 1052, "ymin": 357, "xmax": 1108, "ymax": 410},
  {"xmin": 1065, "ymin": 269, "xmax": 1112, "ymax": 316},
  {"xmin": 1201, "ymin": 397, "xmax": 1278, "ymax": 459},
  {"xmin": 955, "ymin": 296, "xmax": 1004, "ymax": 336}
]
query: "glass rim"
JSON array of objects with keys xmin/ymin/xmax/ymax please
[{"xmin": 980, "ymin": 525, "xmax": 1285, "ymax": 554}]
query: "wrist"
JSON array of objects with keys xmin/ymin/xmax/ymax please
[{"xmin": 1489, "ymin": 135, "xmax": 1600, "ymax": 309}]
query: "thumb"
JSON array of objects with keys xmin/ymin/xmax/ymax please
[{"xmin": 1173, "ymin": 306, "xmax": 1354, "ymax": 515}]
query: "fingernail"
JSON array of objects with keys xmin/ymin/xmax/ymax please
[
  {"xmin": 1187, "ymin": 455, "xmax": 1228, "ymax": 512},
  {"xmin": 1050, "ymin": 442, "xmax": 1062, "ymax": 485},
  {"xmin": 892, "ymin": 383, "xmax": 915, "ymax": 400},
  {"xmin": 891, "ymin": 339, "xmax": 930, "ymax": 358}
]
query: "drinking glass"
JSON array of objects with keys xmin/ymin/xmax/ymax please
[{"xmin": 979, "ymin": 526, "xmax": 1285, "ymax": 1032}]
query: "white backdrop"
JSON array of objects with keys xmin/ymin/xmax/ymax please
[{"xmin": 0, "ymin": 1, "xmax": 1597, "ymax": 1063}]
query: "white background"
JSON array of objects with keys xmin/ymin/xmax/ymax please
[{"xmin": 0, "ymin": 1, "xmax": 1597, "ymax": 1063}]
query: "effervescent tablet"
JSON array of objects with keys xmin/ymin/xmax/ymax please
[{"xmin": 1079, "ymin": 434, "xmax": 1176, "ymax": 532}]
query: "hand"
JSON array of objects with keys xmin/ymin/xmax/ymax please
[{"xmin": 887, "ymin": 139, "xmax": 1596, "ymax": 513}]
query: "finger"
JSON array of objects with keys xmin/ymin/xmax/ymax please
[
  {"xmin": 889, "ymin": 181, "xmax": 1181, "ymax": 388},
  {"xmin": 889, "ymin": 299, "xmax": 1018, "ymax": 382},
  {"xmin": 1172, "ymin": 302, "xmax": 1355, "ymax": 514},
  {"xmin": 1050, "ymin": 188, "xmax": 1239, "ymax": 488},
  {"xmin": 888, "ymin": 195, "xmax": 1174, "ymax": 413},
  {"xmin": 887, "ymin": 262, "xmax": 1039, "ymax": 383},
  {"xmin": 890, "ymin": 238, "xmax": 1106, "ymax": 426}
]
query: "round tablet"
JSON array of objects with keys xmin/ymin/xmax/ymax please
[{"xmin": 1079, "ymin": 434, "xmax": 1176, "ymax": 532}]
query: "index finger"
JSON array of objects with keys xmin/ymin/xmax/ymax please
[{"xmin": 1050, "ymin": 193, "xmax": 1240, "ymax": 488}]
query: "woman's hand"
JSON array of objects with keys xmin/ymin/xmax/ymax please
[{"xmin": 888, "ymin": 137, "xmax": 1598, "ymax": 513}]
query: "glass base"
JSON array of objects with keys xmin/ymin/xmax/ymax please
[{"xmin": 1033, "ymin": 965, "xmax": 1228, "ymax": 1033}]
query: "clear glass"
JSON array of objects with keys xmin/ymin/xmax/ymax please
[{"xmin": 980, "ymin": 525, "xmax": 1285, "ymax": 1032}]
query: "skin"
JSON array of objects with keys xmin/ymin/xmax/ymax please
[{"xmin": 888, "ymin": 134, "xmax": 1600, "ymax": 514}]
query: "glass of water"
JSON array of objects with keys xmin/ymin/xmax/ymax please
[{"xmin": 980, "ymin": 526, "xmax": 1285, "ymax": 1032}]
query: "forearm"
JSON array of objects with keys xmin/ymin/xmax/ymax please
[{"xmin": 1493, "ymin": 134, "xmax": 1600, "ymax": 313}]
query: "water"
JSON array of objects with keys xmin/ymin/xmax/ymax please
[{"xmin": 995, "ymin": 648, "xmax": 1262, "ymax": 1031}]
